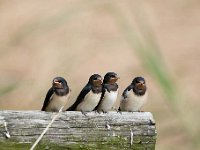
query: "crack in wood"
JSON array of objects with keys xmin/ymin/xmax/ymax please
[{"xmin": 0, "ymin": 111, "xmax": 157, "ymax": 149}]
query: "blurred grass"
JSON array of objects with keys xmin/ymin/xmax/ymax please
[
  {"xmin": 106, "ymin": 2, "xmax": 177, "ymax": 105},
  {"xmin": 0, "ymin": 1, "xmax": 199, "ymax": 149},
  {"xmin": 0, "ymin": 84, "xmax": 18, "ymax": 97},
  {"xmin": 105, "ymin": 1, "xmax": 198, "ymax": 149},
  {"xmin": 4, "ymin": 1, "xmax": 103, "ymax": 49}
]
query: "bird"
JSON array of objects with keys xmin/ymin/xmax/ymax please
[
  {"xmin": 94, "ymin": 72, "xmax": 119, "ymax": 113},
  {"xmin": 67, "ymin": 74, "xmax": 102, "ymax": 114},
  {"xmin": 41, "ymin": 77, "xmax": 70, "ymax": 112},
  {"xmin": 119, "ymin": 76, "xmax": 147, "ymax": 112}
]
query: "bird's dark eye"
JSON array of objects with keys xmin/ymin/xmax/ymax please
[{"xmin": 94, "ymin": 77, "xmax": 98, "ymax": 80}]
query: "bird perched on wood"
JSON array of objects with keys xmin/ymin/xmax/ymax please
[
  {"xmin": 119, "ymin": 77, "xmax": 147, "ymax": 112},
  {"xmin": 94, "ymin": 72, "xmax": 119, "ymax": 113},
  {"xmin": 41, "ymin": 77, "xmax": 70, "ymax": 112},
  {"xmin": 67, "ymin": 74, "xmax": 102, "ymax": 114}
]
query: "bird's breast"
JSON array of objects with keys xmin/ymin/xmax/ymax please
[
  {"xmin": 120, "ymin": 91, "xmax": 147, "ymax": 111},
  {"xmin": 76, "ymin": 91, "xmax": 101, "ymax": 111},
  {"xmin": 46, "ymin": 93, "xmax": 70, "ymax": 112},
  {"xmin": 104, "ymin": 90, "xmax": 118, "ymax": 102},
  {"xmin": 98, "ymin": 90, "xmax": 118, "ymax": 111}
]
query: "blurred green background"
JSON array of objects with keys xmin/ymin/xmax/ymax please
[{"xmin": 0, "ymin": 0, "xmax": 199, "ymax": 149}]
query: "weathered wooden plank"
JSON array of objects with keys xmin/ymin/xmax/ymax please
[{"xmin": 0, "ymin": 111, "xmax": 156, "ymax": 150}]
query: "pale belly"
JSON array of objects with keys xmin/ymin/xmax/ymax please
[
  {"xmin": 45, "ymin": 94, "xmax": 70, "ymax": 112},
  {"xmin": 76, "ymin": 91, "xmax": 101, "ymax": 111},
  {"xmin": 120, "ymin": 91, "xmax": 147, "ymax": 112},
  {"xmin": 97, "ymin": 90, "xmax": 118, "ymax": 112}
]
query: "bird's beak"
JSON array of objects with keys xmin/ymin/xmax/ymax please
[
  {"xmin": 114, "ymin": 74, "xmax": 120, "ymax": 79},
  {"xmin": 53, "ymin": 80, "xmax": 62, "ymax": 88}
]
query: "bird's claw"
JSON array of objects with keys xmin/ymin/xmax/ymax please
[{"xmin": 81, "ymin": 111, "xmax": 87, "ymax": 117}]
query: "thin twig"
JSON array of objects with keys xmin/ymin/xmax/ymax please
[
  {"xmin": 3, "ymin": 121, "xmax": 10, "ymax": 138},
  {"xmin": 30, "ymin": 107, "xmax": 64, "ymax": 150},
  {"xmin": 130, "ymin": 128, "xmax": 133, "ymax": 146}
]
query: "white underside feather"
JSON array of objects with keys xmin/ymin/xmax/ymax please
[
  {"xmin": 97, "ymin": 90, "xmax": 118, "ymax": 112},
  {"xmin": 120, "ymin": 90, "xmax": 147, "ymax": 111},
  {"xmin": 76, "ymin": 91, "xmax": 101, "ymax": 111},
  {"xmin": 45, "ymin": 93, "xmax": 70, "ymax": 112}
]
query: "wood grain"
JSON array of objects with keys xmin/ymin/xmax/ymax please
[{"xmin": 0, "ymin": 111, "xmax": 156, "ymax": 149}]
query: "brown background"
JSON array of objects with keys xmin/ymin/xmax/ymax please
[{"xmin": 0, "ymin": 0, "xmax": 199, "ymax": 149}]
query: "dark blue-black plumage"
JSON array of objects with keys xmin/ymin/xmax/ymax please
[
  {"xmin": 119, "ymin": 76, "xmax": 147, "ymax": 112},
  {"xmin": 41, "ymin": 77, "xmax": 70, "ymax": 112},
  {"xmin": 67, "ymin": 74, "xmax": 102, "ymax": 112},
  {"xmin": 94, "ymin": 72, "xmax": 119, "ymax": 113}
]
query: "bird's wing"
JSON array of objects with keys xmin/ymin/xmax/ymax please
[
  {"xmin": 93, "ymin": 85, "xmax": 106, "ymax": 111},
  {"xmin": 118, "ymin": 85, "xmax": 132, "ymax": 111},
  {"xmin": 41, "ymin": 87, "xmax": 54, "ymax": 111},
  {"xmin": 67, "ymin": 84, "xmax": 91, "ymax": 111},
  {"xmin": 122, "ymin": 85, "xmax": 132, "ymax": 99}
]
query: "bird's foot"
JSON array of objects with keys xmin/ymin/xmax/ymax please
[
  {"xmin": 102, "ymin": 110, "xmax": 108, "ymax": 114},
  {"xmin": 115, "ymin": 107, "xmax": 122, "ymax": 114},
  {"xmin": 112, "ymin": 106, "xmax": 119, "ymax": 112},
  {"xmin": 138, "ymin": 110, "xmax": 144, "ymax": 112},
  {"xmin": 81, "ymin": 111, "xmax": 88, "ymax": 117},
  {"xmin": 94, "ymin": 110, "xmax": 99, "ymax": 114}
]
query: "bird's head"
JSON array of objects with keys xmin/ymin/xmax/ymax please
[
  {"xmin": 132, "ymin": 76, "xmax": 146, "ymax": 92},
  {"xmin": 88, "ymin": 74, "xmax": 102, "ymax": 87},
  {"xmin": 52, "ymin": 77, "xmax": 69, "ymax": 96},
  {"xmin": 103, "ymin": 72, "xmax": 119, "ymax": 84}
]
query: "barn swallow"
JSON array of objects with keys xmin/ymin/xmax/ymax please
[
  {"xmin": 41, "ymin": 77, "xmax": 70, "ymax": 112},
  {"xmin": 67, "ymin": 74, "xmax": 102, "ymax": 114},
  {"xmin": 94, "ymin": 72, "xmax": 119, "ymax": 113},
  {"xmin": 119, "ymin": 77, "xmax": 147, "ymax": 112}
]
